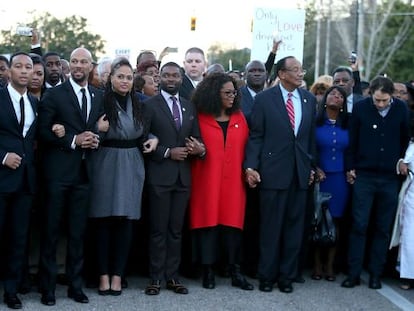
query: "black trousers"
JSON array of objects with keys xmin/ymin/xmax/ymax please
[
  {"xmin": 347, "ymin": 173, "xmax": 399, "ymax": 278},
  {"xmin": 92, "ymin": 217, "xmax": 133, "ymax": 276},
  {"xmin": 39, "ymin": 181, "xmax": 89, "ymax": 292},
  {"xmin": 258, "ymin": 178, "xmax": 307, "ymax": 283},
  {"xmin": 194, "ymin": 225, "xmax": 242, "ymax": 266},
  {"xmin": 0, "ymin": 192, "xmax": 33, "ymax": 294},
  {"xmin": 147, "ymin": 182, "xmax": 189, "ymax": 281}
]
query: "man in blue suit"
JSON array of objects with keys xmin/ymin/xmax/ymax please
[
  {"xmin": 240, "ymin": 60, "xmax": 267, "ymax": 126},
  {"xmin": 244, "ymin": 56, "xmax": 316, "ymax": 293},
  {"xmin": 0, "ymin": 52, "xmax": 37, "ymax": 309}
]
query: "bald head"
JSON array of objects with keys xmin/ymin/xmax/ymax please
[{"xmin": 70, "ymin": 47, "xmax": 93, "ymax": 86}]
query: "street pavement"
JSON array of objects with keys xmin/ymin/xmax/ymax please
[{"xmin": 2, "ymin": 271, "xmax": 414, "ymax": 311}]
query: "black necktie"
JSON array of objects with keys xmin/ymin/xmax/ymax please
[
  {"xmin": 19, "ymin": 96, "xmax": 25, "ymax": 131},
  {"xmin": 81, "ymin": 88, "xmax": 87, "ymax": 122}
]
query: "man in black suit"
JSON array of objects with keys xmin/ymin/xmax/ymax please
[
  {"xmin": 37, "ymin": 47, "xmax": 103, "ymax": 306},
  {"xmin": 144, "ymin": 62, "xmax": 205, "ymax": 295},
  {"xmin": 178, "ymin": 47, "xmax": 206, "ymax": 100},
  {"xmin": 244, "ymin": 56, "xmax": 316, "ymax": 293},
  {"xmin": 0, "ymin": 52, "xmax": 37, "ymax": 309},
  {"xmin": 239, "ymin": 60, "xmax": 266, "ymax": 278},
  {"xmin": 332, "ymin": 66, "xmax": 364, "ymax": 113}
]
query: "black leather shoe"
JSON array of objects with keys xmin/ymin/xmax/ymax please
[
  {"xmin": 40, "ymin": 292, "xmax": 55, "ymax": 306},
  {"xmin": 4, "ymin": 294, "xmax": 22, "ymax": 309},
  {"xmin": 166, "ymin": 279, "xmax": 188, "ymax": 294},
  {"xmin": 369, "ymin": 276, "xmax": 382, "ymax": 289},
  {"xmin": 259, "ymin": 280, "xmax": 273, "ymax": 292},
  {"xmin": 278, "ymin": 280, "xmax": 293, "ymax": 293},
  {"xmin": 293, "ymin": 276, "xmax": 306, "ymax": 283},
  {"xmin": 231, "ymin": 275, "xmax": 254, "ymax": 290},
  {"xmin": 341, "ymin": 277, "xmax": 361, "ymax": 288},
  {"xmin": 202, "ymin": 266, "xmax": 215, "ymax": 289},
  {"xmin": 67, "ymin": 289, "xmax": 89, "ymax": 303}
]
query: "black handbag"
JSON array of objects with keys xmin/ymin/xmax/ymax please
[{"xmin": 311, "ymin": 183, "xmax": 337, "ymax": 248}]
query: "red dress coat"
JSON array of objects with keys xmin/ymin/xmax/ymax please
[{"xmin": 189, "ymin": 111, "xmax": 249, "ymax": 230}]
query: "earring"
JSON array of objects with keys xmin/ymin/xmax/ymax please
[{"xmin": 340, "ymin": 108, "xmax": 343, "ymax": 112}]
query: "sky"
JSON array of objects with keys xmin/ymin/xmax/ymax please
[{"xmin": 0, "ymin": 0, "xmax": 305, "ymax": 64}]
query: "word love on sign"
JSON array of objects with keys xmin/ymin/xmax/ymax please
[{"xmin": 251, "ymin": 7, "xmax": 306, "ymax": 63}]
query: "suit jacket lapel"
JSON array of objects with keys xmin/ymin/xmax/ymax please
[
  {"xmin": 2, "ymin": 89, "xmax": 24, "ymax": 134},
  {"xmin": 158, "ymin": 95, "xmax": 179, "ymax": 131},
  {"xmin": 25, "ymin": 94, "xmax": 38, "ymax": 137},
  {"xmin": 64, "ymin": 81, "xmax": 84, "ymax": 123}
]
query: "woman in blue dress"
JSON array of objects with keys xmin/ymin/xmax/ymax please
[{"xmin": 312, "ymin": 85, "xmax": 350, "ymax": 281}]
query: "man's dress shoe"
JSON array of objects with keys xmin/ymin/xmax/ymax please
[
  {"xmin": 4, "ymin": 294, "xmax": 22, "ymax": 309},
  {"xmin": 278, "ymin": 280, "xmax": 293, "ymax": 293},
  {"xmin": 259, "ymin": 280, "xmax": 273, "ymax": 292},
  {"xmin": 40, "ymin": 292, "xmax": 56, "ymax": 306},
  {"xmin": 67, "ymin": 289, "xmax": 89, "ymax": 303},
  {"xmin": 341, "ymin": 277, "xmax": 361, "ymax": 288},
  {"xmin": 369, "ymin": 276, "xmax": 382, "ymax": 289}
]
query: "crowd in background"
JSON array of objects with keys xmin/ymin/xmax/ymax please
[{"xmin": 1, "ymin": 30, "xmax": 414, "ymax": 310}]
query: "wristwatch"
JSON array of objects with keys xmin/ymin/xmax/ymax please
[{"xmin": 164, "ymin": 148, "xmax": 171, "ymax": 158}]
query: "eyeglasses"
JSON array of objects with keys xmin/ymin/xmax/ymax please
[
  {"xmin": 283, "ymin": 68, "xmax": 306, "ymax": 75},
  {"xmin": 221, "ymin": 90, "xmax": 237, "ymax": 97}
]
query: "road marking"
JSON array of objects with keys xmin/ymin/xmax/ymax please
[{"xmin": 361, "ymin": 272, "xmax": 414, "ymax": 311}]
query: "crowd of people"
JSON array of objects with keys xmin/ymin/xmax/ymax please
[{"xmin": 1, "ymin": 32, "xmax": 414, "ymax": 310}]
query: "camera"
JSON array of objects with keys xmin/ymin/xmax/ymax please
[
  {"xmin": 349, "ymin": 51, "xmax": 357, "ymax": 64},
  {"xmin": 16, "ymin": 26, "xmax": 33, "ymax": 36}
]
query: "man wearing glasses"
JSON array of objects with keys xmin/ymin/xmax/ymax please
[{"xmin": 244, "ymin": 56, "xmax": 317, "ymax": 294}]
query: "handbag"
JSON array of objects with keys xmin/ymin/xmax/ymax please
[{"xmin": 311, "ymin": 182, "xmax": 337, "ymax": 248}]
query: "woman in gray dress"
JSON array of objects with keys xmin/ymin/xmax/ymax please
[{"xmin": 90, "ymin": 57, "xmax": 158, "ymax": 296}]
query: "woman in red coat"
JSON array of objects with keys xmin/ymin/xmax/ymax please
[{"xmin": 190, "ymin": 72, "xmax": 253, "ymax": 290}]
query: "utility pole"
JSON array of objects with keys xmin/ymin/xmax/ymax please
[
  {"xmin": 324, "ymin": 0, "xmax": 332, "ymax": 75},
  {"xmin": 314, "ymin": 0, "xmax": 322, "ymax": 82},
  {"xmin": 357, "ymin": 0, "xmax": 365, "ymax": 78}
]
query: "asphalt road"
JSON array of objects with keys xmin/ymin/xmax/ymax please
[{"xmin": 2, "ymin": 271, "xmax": 413, "ymax": 311}]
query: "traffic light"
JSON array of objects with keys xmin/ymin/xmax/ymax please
[{"xmin": 190, "ymin": 17, "xmax": 196, "ymax": 31}]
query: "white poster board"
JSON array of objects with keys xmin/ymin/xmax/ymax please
[
  {"xmin": 114, "ymin": 48, "xmax": 131, "ymax": 62},
  {"xmin": 251, "ymin": 8, "xmax": 305, "ymax": 63}
]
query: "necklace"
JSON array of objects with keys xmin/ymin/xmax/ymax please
[{"xmin": 328, "ymin": 118, "xmax": 336, "ymax": 124}]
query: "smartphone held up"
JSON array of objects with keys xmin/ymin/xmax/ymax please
[
  {"xmin": 349, "ymin": 51, "xmax": 357, "ymax": 64},
  {"xmin": 16, "ymin": 26, "xmax": 33, "ymax": 36}
]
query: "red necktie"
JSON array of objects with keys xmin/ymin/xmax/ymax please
[{"xmin": 286, "ymin": 92, "xmax": 295, "ymax": 130}]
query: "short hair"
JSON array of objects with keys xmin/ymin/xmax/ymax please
[
  {"xmin": 97, "ymin": 57, "xmax": 112, "ymax": 77},
  {"xmin": 31, "ymin": 54, "xmax": 45, "ymax": 67},
  {"xmin": 184, "ymin": 47, "xmax": 205, "ymax": 57},
  {"xmin": 191, "ymin": 72, "xmax": 240, "ymax": 116},
  {"xmin": 136, "ymin": 60, "xmax": 159, "ymax": 74},
  {"xmin": 369, "ymin": 76, "xmax": 394, "ymax": 95},
  {"xmin": 275, "ymin": 56, "xmax": 295, "ymax": 77},
  {"xmin": 10, "ymin": 52, "xmax": 32, "ymax": 65},
  {"xmin": 0, "ymin": 55, "xmax": 10, "ymax": 66},
  {"xmin": 136, "ymin": 50, "xmax": 156, "ymax": 65},
  {"xmin": 42, "ymin": 51, "xmax": 60, "ymax": 62},
  {"xmin": 332, "ymin": 66, "xmax": 353, "ymax": 79},
  {"xmin": 160, "ymin": 61, "xmax": 181, "ymax": 72}
]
